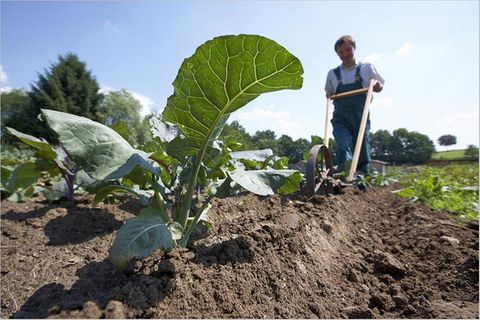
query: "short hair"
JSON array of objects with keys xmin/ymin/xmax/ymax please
[{"xmin": 334, "ymin": 35, "xmax": 356, "ymax": 52}]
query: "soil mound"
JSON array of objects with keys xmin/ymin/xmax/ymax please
[{"xmin": 1, "ymin": 185, "xmax": 478, "ymax": 318}]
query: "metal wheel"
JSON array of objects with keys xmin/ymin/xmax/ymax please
[{"xmin": 306, "ymin": 144, "xmax": 334, "ymax": 197}]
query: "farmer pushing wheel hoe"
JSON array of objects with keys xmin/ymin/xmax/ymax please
[{"xmin": 324, "ymin": 35, "xmax": 385, "ymax": 181}]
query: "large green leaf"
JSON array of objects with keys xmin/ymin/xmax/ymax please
[
  {"xmin": 94, "ymin": 184, "xmax": 153, "ymax": 205},
  {"xmin": 109, "ymin": 209, "xmax": 173, "ymax": 269},
  {"xmin": 104, "ymin": 153, "xmax": 161, "ymax": 181},
  {"xmin": 6, "ymin": 162, "xmax": 42, "ymax": 193},
  {"xmin": 41, "ymin": 109, "xmax": 136, "ymax": 180},
  {"xmin": 1, "ymin": 166, "xmax": 12, "ymax": 190},
  {"xmin": 208, "ymin": 177, "xmax": 237, "ymax": 198},
  {"xmin": 6, "ymin": 127, "xmax": 56, "ymax": 159},
  {"xmin": 278, "ymin": 171, "xmax": 302, "ymax": 194},
  {"xmin": 162, "ymin": 34, "xmax": 303, "ymax": 161},
  {"xmin": 228, "ymin": 169, "xmax": 300, "ymax": 196}
]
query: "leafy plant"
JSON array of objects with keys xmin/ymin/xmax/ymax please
[
  {"xmin": 393, "ymin": 164, "xmax": 479, "ymax": 220},
  {"xmin": 42, "ymin": 34, "xmax": 304, "ymax": 269},
  {"xmin": 2, "ymin": 127, "xmax": 88, "ymax": 202}
]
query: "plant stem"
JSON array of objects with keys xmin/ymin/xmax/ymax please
[
  {"xmin": 178, "ymin": 194, "xmax": 213, "ymax": 247},
  {"xmin": 152, "ymin": 176, "xmax": 170, "ymax": 222},
  {"xmin": 178, "ymin": 155, "xmax": 203, "ymax": 229},
  {"xmin": 62, "ymin": 170, "xmax": 76, "ymax": 203}
]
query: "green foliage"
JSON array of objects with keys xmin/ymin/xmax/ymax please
[
  {"xmin": 370, "ymin": 128, "xmax": 435, "ymax": 164},
  {"xmin": 97, "ymin": 89, "xmax": 151, "ymax": 147},
  {"xmin": 277, "ymin": 135, "xmax": 310, "ymax": 164},
  {"xmin": 354, "ymin": 171, "xmax": 399, "ymax": 189},
  {"xmin": 218, "ymin": 121, "xmax": 255, "ymax": 151},
  {"xmin": 43, "ymin": 34, "xmax": 304, "ymax": 269},
  {"xmin": 29, "ymin": 53, "xmax": 103, "ymax": 139},
  {"xmin": 0, "ymin": 89, "xmax": 37, "ymax": 145},
  {"xmin": 219, "ymin": 122, "xmax": 311, "ymax": 164},
  {"xmin": 41, "ymin": 109, "xmax": 138, "ymax": 181},
  {"xmin": 3, "ymin": 127, "xmax": 84, "ymax": 202},
  {"xmin": 1, "ymin": 144, "xmax": 35, "ymax": 165},
  {"xmin": 464, "ymin": 145, "xmax": 479, "ymax": 160},
  {"xmin": 252, "ymin": 130, "xmax": 278, "ymax": 152},
  {"xmin": 394, "ymin": 164, "xmax": 479, "ymax": 220},
  {"xmin": 370, "ymin": 129, "xmax": 393, "ymax": 161},
  {"xmin": 437, "ymin": 134, "xmax": 457, "ymax": 147}
]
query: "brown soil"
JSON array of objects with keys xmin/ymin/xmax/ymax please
[{"xmin": 1, "ymin": 185, "xmax": 478, "ymax": 319}]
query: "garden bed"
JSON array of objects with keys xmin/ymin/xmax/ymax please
[{"xmin": 1, "ymin": 185, "xmax": 478, "ymax": 319}]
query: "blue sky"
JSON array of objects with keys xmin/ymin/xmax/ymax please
[{"xmin": 1, "ymin": 1, "xmax": 479, "ymax": 150}]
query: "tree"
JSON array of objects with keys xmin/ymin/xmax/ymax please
[
  {"xmin": 370, "ymin": 130, "xmax": 393, "ymax": 162},
  {"xmin": 97, "ymin": 89, "xmax": 149, "ymax": 147},
  {"xmin": 277, "ymin": 134, "xmax": 294, "ymax": 158},
  {"xmin": 252, "ymin": 130, "xmax": 278, "ymax": 152},
  {"xmin": 291, "ymin": 138, "xmax": 311, "ymax": 164},
  {"xmin": 464, "ymin": 145, "xmax": 479, "ymax": 160},
  {"xmin": 391, "ymin": 128, "xmax": 435, "ymax": 164},
  {"xmin": 30, "ymin": 53, "xmax": 103, "ymax": 122},
  {"xmin": 276, "ymin": 135, "xmax": 311, "ymax": 164},
  {"xmin": 218, "ymin": 121, "xmax": 255, "ymax": 150},
  {"xmin": 438, "ymin": 135, "xmax": 457, "ymax": 148},
  {"xmin": 0, "ymin": 89, "xmax": 38, "ymax": 144}
]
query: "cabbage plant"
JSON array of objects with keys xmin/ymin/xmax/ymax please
[
  {"xmin": 2, "ymin": 127, "xmax": 89, "ymax": 202},
  {"xmin": 41, "ymin": 34, "xmax": 303, "ymax": 268}
]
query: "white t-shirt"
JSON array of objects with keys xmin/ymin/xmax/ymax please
[{"xmin": 324, "ymin": 60, "xmax": 385, "ymax": 96}]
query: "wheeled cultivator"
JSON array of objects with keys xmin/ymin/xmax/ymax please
[{"xmin": 305, "ymin": 79, "xmax": 377, "ymax": 197}]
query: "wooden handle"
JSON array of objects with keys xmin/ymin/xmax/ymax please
[
  {"xmin": 324, "ymin": 98, "xmax": 332, "ymax": 148},
  {"xmin": 347, "ymin": 79, "xmax": 376, "ymax": 182},
  {"xmin": 330, "ymin": 87, "xmax": 369, "ymax": 100}
]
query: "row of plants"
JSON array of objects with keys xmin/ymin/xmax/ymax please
[
  {"xmin": 2, "ymin": 34, "xmax": 305, "ymax": 269},
  {"xmin": 394, "ymin": 164, "xmax": 479, "ymax": 221},
  {"xmin": 361, "ymin": 164, "xmax": 479, "ymax": 221}
]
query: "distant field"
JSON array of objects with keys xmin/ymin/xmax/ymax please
[{"xmin": 431, "ymin": 149, "xmax": 468, "ymax": 160}]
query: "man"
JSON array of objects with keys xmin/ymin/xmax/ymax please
[{"xmin": 325, "ymin": 35, "xmax": 385, "ymax": 175}]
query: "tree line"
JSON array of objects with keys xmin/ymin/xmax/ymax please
[
  {"xmin": 1, "ymin": 53, "xmax": 153, "ymax": 147},
  {"xmin": 2, "ymin": 52, "xmax": 461, "ymax": 166},
  {"xmin": 220, "ymin": 122, "xmax": 436, "ymax": 165}
]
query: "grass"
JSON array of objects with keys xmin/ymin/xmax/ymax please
[{"xmin": 431, "ymin": 149, "xmax": 467, "ymax": 160}]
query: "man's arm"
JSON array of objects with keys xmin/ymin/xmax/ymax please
[
  {"xmin": 325, "ymin": 70, "xmax": 335, "ymax": 98},
  {"xmin": 363, "ymin": 63, "xmax": 384, "ymax": 92}
]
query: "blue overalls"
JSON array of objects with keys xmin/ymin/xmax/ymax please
[{"xmin": 331, "ymin": 64, "xmax": 371, "ymax": 174}]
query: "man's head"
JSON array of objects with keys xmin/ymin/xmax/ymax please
[{"xmin": 334, "ymin": 35, "xmax": 356, "ymax": 66}]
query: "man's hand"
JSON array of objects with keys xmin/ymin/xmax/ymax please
[{"xmin": 373, "ymin": 80, "xmax": 383, "ymax": 92}]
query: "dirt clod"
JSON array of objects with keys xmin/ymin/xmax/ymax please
[
  {"xmin": 345, "ymin": 305, "xmax": 375, "ymax": 319},
  {"xmin": 372, "ymin": 250, "xmax": 407, "ymax": 277},
  {"xmin": 105, "ymin": 300, "xmax": 125, "ymax": 319}
]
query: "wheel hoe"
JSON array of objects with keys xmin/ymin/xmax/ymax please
[{"xmin": 305, "ymin": 79, "xmax": 377, "ymax": 197}]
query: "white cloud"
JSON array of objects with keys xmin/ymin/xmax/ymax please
[
  {"xmin": 103, "ymin": 20, "xmax": 120, "ymax": 33},
  {"xmin": 431, "ymin": 111, "xmax": 479, "ymax": 149},
  {"xmin": 129, "ymin": 91, "xmax": 155, "ymax": 118},
  {"xmin": 362, "ymin": 53, "xmax": 380, "ymax": 63},
  {"xmin": 0, "ymin": 65, "xmax": 8, "ymax": 85},
  {"xmin": 100, "ymin": 86, "xmax": 155, "ymax": 118},
  {"xmin": 396, "ymin": 42, "xmax": 413, "ymax": 56},
  {"xmin": 232, "ymin": 104, "xmax": 303, "ymax": 139}
]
